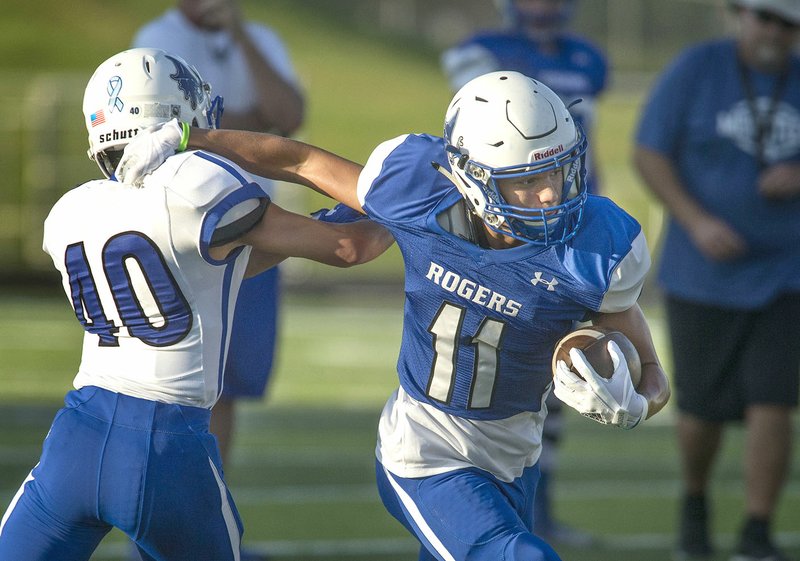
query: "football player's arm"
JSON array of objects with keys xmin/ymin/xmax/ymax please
[
  {"xmin": 633, "ymin": 146, "xmax": 747, "ymax": 261},
  {"xmin": 192, "ymin": 128, "xmax": 364, "ymax": 212},
  {"xmin": 115, "ymin": 121, "xmax": 363, "ymax": 211},
  {"xmin": 211, "ymin": 202, "xmax": 393, "ymax": 277},
  {"xmin": 590, "ymin": 305, "xmax": 671, "ymax": 419}
]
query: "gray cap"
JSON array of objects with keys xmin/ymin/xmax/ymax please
[{"xmin": 731, "ymin": 0, "xmax": 800, "ymax": 25}]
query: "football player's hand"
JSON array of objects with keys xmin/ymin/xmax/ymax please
[
  {"xmin": 553, "ymin": 341, "xmax": 648, "ymax": 430},
  {"xmin": 311, "ymin": 203, "xmax": 367, "ymax": 224},
  {"xmin": 115, "ymin": 119, "xmax": 186, "ymax": 187}
]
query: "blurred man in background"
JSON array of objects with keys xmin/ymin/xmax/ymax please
[
  {"xmin": 633, "ymin": 1, "xmax": 800, "ymax": 559},
  {"xmin": 132, "ymin": 4, "xmax": 304, "ymax": 558},
  {"xmin": 440, "ymin": 0, "xmax": 609, "ymax": 547}
]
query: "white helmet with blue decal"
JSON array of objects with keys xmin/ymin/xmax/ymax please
[
  {"xmin": 82, "ymin": 47, "xmax": 223, "ymax": 177},
  {"xmin": 443, "ymin": 70, "xmax": 587, "ymax": 246}
]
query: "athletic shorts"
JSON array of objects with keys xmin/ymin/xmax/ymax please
[
  {"xmin": 0, "ymin": 386, "xmax": 243, "ymax": 561},
  {"xmin": 666, "ymin": 293, "xmax": 800, "ymax": 421},
  {"xmin": 375, "ymin": 461, "xmax": 562, "ymax": 561},
  {"xmin": 222, "ymin": 266, "xmax": 280, "ymax": 399}
]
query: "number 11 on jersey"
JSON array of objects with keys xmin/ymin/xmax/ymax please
[{"xmin": 426, "ymin": 301, "xmax": 506, "ymax": 409}]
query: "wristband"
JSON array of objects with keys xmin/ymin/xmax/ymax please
[
  {"xmin": 625, "ymin": 394, "xmax": 649, "ymax": 430},
  {"xmin": 178, "ymin": 122, "xmax": 191, "ymax": 152}
]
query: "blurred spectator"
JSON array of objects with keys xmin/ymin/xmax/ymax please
[
  {"xmin": 132, "ymin": 1, "xmax": 305, "ymax": 559},
  {"xmin": 440, "ymin": 0, "xmax": 608, "ymax": 548},
  {"xmin": 633, "ymin": 1, "xmax": 800, "ymax": 560}
]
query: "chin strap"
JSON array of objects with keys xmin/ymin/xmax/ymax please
[{"xmin": 431, "ymin": 161, "xmax": 474, "ymax": 207}]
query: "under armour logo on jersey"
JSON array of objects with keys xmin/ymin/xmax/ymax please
[
  {"xmin": 166, "ymin": 55, "xmax": 202, "ymax": 111},
  {"xmin": 530, "ymin": 272, "xmax": 559, "ymax": 291}
]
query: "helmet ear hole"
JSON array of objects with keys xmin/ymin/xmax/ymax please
[{"xmin": 95, "ymin": 149, "xmax": 124, "ymax": 179}]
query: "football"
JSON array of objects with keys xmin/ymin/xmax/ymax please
[{"xmin": 552, "ymin": 326, "xmax": 642, "ymax": 388}]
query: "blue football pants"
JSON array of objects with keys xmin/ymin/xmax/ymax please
[
  {"xmin": 376, "ymin": 460, "xmax": 562, "ymax": 561},
  {"xmin": 0, "ymin": 386, "xmax": 243, "ymax": 561}
]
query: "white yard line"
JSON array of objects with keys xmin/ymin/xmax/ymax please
[
  {"xmin": 2, "ymin": 479, "xmax": 799, "ymax": 506},
  {"xmin": 88, "ymin": 532, "xmax": 800, "ymax": 559}
]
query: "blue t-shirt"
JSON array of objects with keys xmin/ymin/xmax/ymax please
[
  {"xmin": 357, "ymin": 134, "xmax": 646, "ymax": 420},
  {"xmin": 636, "ymin": 39, "xmax": 800, "ymax": 309}
]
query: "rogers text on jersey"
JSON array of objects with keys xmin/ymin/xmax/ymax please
[{"xmin": 425, "ymin": 261, "xmax": 522, "ymax": 318}]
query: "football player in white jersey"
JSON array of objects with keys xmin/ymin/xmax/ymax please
[
  {"xmin": 0, "ymin": 48, "xmax": 392, "ymax": 561},
  {"xmin": 115, "ymin": 71, "xmax": 670, "ymax": 561}
]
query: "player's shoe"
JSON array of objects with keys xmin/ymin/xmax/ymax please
[
  {"xmin": 729, "ymin": 518, "xmax": 788, "ymax": 561},
  {"xmin": 674, "ymin": 494, "xmax": 713, "ymax": 560}
]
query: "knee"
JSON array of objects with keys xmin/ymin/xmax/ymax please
[{"xmin": 502, "ymin": 531, "xmax": 562, "ymax": 561}]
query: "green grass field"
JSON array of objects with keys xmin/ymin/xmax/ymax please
[{"xmin": 1, "ymin": 289, "xmax": 799, "ymax": 561}]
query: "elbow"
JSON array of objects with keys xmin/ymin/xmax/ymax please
[
  {"xmin": 335, "ymin": 233, "xmax": 393, "ymax": 268},
  {"xmin": 335, "ymin": 243, "xmax": 376, "ymax": 268},
  {"xmin": 641, "ymin": 364, "xmax": 672, "ymax": 419},
  {"xmin": 333, "ymin": 244, "xmax": 363, "ymax": 268}
]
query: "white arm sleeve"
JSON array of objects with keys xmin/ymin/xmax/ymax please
[{"xmin": 599, "ymin": 231, "xmax": 651, "ymax": 313}]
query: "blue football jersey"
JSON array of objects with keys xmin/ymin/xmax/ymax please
[{"xmin": 363, "ymin": 135, "xmax": 649, "ymax": 481}]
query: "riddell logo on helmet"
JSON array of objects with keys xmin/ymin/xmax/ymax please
[
  {"xmin": 533, "ymin": 144, "xmax": 564, "ymax": 161},
  {"xmin": 99, "ymin": 128, "xmax": 139, "ymax": 143}
]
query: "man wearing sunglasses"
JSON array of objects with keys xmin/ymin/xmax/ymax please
[{"xmin": 634, "ymin": 1, "xmax": 800, "ymax": 560}]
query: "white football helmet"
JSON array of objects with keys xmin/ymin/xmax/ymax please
[
  {"xmin": 82, "ymin": 47, "xmax": 223, "ymax": 178},
  {"xmin": 443, "ymin": 70, "xmax": 588, "ymax": 246}
]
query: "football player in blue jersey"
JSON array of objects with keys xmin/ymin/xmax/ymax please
[
  {"xmin": 442, "ymin": 0, "xmax": 608, "ymax": 197},
  {"xmin": 0, "ymin": 48, "xmax": 392, "ymax": 561},
  {"xmin": 442, "ymin": 10, "xmax": 610, "ymax": 541},
  {"xmin": 115, "ymin": 70, "xmax": 671, "ymax": 561}
]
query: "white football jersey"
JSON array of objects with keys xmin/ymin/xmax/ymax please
[{"xmin": 43, "ymin": 151, "xmax": 267, "ymax": 408}]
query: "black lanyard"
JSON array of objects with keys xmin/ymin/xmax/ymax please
[{"xmin": 736, "ymin": 56, "xmax": 789, "ymax": 169}]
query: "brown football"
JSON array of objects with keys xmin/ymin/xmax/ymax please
[{"xmin": 552, "ymin": 326, "xmax": 642, "ymax": 388}]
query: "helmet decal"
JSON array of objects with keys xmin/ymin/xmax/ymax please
[
  {"xmin": 90, "ymin": 110, "xmax": 106, "ymax": 127},
  {"xmin": 107, "ymin": 76, "xmax": 124, "ymax": 113},
  {"xmin": 166, "ymin": 54, "xmax": 203, "ymax": 111}
]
